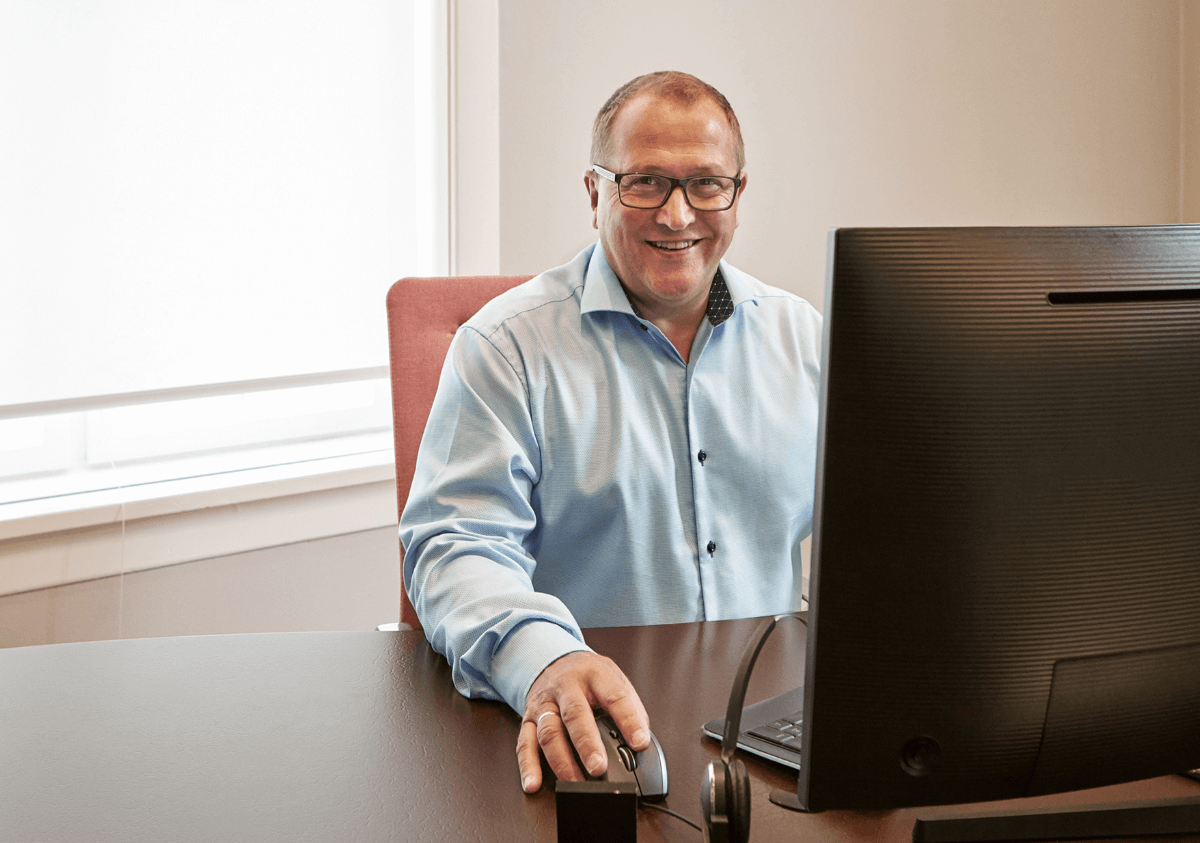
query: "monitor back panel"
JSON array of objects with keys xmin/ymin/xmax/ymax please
[{"xmin": 799, "ymin": 226, "xmax": 1200, "ymax": 811}]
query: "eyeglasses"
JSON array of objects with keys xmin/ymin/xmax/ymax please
[{"xmin": 591, "ymin": 165, "xmax": 742, "ymax": 211}]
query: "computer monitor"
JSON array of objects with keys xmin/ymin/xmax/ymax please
[{"xmin": 794, "ymin": 226, "xmax": 1200, "ymax": 834}]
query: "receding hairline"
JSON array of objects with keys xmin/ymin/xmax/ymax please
[{"xmin": 590, "ymin": 71, "xmax": 745, "ymax": 172}]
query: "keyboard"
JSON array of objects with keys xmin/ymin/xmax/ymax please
[
  {"xmin": 746, "ymin": 711, "xmax": 804, "ymax": 751},
  {"xmin": 702, "ymin": 685, "xmax": 806, "ymax": 770}
]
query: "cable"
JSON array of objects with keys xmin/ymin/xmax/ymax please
[{"xmin": 639, "ymin": 800, "xmax": 703, "ymax": 833}]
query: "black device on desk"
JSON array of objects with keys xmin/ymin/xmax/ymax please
[
  {"xmin": 706, "ymin": 226, "xmax": 1200, "ymax": 841},
  {"xmin": 554, "ymin": 713, "xmax": 670, "ymax": 843}
]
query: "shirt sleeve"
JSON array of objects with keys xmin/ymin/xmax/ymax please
[{"xmin": 398, "ymin": 323, "xmax": 591, "ymax": 713}]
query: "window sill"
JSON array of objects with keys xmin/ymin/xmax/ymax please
[
  {"xmin": 0, "ymin": 448, "xmax": 399, "ymax": 597},
  {"xmin": 0, "ymin": 447, "xmax": 396, "ymax": 541}
]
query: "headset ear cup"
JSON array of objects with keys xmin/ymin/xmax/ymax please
[
  {"xmin": 700, "ymin": 760, "xmax": 730, "ymax": 843},
  {"xmin": 729, "ymin": 759, "xmax": 752, "ymax": 843}
]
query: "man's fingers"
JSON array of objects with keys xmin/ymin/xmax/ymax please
[
  {"xmin": 535, "ymin": 709, "xmax": 587, "ymax": 782},
  {"xmin": 557, "ymin": 702, "xmax": 607, "ymax": 777},
  {"xmin": 598, "ymin": 692, "xmax": 652, "ymax": 751},
  {"xmin": 516, "ymin": 719, "xmax": 543, "ymax": 793},
  {"xmin": 575, "ymin": 657, "xmax": 651, "ymax": 752}
]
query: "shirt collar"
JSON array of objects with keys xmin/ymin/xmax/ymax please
[
  {"xmin": 579, "ymin": 243, "xmax": 632, "ymax": 316},
  {"xmin": 580, "ymin": 242, "xmax": 752, "ymax": 327}
]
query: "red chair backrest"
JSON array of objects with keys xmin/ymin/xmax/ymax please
[{"xmin": 386, "ymin": 275, "xmax": 533, "ymax": 629}]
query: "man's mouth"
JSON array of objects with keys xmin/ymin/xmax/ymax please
[{"xmin": 649, "ymin": 240, "xmax": 696, "ymax": 251}]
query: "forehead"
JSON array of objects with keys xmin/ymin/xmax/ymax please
[{"xmin": 607, "ymin": 92, "xmax": 738, "ymax": 174}]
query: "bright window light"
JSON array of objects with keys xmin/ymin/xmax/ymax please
[
  {"xmin": 87, "ymin": 380, "xmax": 391, "ymax": 465},
  {"xmin": 0, "ymin": 0, "xmax": 447, "ymax": 515},
  {"xmin": 0, "ymin": 418, "xmax": 46, "ymax": 452}
]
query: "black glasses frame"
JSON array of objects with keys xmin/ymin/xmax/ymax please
[{"xmin": 591, "ymin": 164, "xmax": 742, "ymax": 211}]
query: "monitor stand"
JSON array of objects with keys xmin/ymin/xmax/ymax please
[
  {"xmin": 768, "ymin": 790, "xmax": 1200, "ymax": 841},
  {"xmin": 911, "ymin": 796, "xmax": 1200, "ymax": 843},
  {"xmin": 768, "ymin": 790, "xmax": 806, "ymax": 811}
]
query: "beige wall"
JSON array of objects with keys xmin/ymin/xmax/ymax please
[
  {"xmin": 1185, "ymin": 0, "xmax": 1200, "ymax": 223},
  {"xmin": 490, "ymin": 0, "xmax": 1183, "ymax": 310},
  {"xmin": 0, "ymin": 526, "xmax": 400, "ymax": 648}
]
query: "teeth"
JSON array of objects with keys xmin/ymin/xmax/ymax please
[{"xmin": 652, "ymin": 240, "xmax": 694, "ymax": 251}]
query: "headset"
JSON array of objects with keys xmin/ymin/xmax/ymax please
[{"xmin": 700, "ymin": 613, "xmax": 804, "ymax": 843}]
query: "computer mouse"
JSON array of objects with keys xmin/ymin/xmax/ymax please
[{"xmin": 587, "ymin": 712, "xmax": 669, "ymax": 801}]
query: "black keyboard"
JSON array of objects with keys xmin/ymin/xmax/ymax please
[
  {"xmin": 746, "ymin": 711, "xmax": 803, "ymax": 751},
  {"xmin": 702, "ymin": 685, "xmax": 806, "ymax": 769}
]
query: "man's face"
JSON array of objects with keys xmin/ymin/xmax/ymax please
[{"xmin": 586, "ymin": 93, "xmax": 746, "ymax": 319}]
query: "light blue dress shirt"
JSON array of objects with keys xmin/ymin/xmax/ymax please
[{"xmin": 399, "ymin": 243, "xmax": 822, "ymax": 712}]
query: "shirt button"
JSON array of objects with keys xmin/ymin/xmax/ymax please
[
  {"xmin": 698, "ymin": 450, "xmax": 707, "ymax": 464},
  {"xmin": 707, "ymin": 541, "xmax": 717, "ymax": 555}
]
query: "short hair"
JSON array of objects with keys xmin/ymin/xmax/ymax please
[{"xmin": 590, "ymin": 71, "xmax": 745, "ymax": 173}]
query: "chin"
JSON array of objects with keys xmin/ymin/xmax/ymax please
[
  {"xmin": 648, "ymin": 275, "xmax": 709, "ymax": 301},
  {"xmin": 656, "ymin": 259, "xmax": 713, "ymax": 285}
]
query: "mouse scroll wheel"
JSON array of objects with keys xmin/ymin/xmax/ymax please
[{"xmin": 617, "ymin": 744, "xmax": 638, "ymax": 772}]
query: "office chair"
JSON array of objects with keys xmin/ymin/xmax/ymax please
[{"xmin": 385, "ymin": 275, "xmax": 533, "ymax": 631}]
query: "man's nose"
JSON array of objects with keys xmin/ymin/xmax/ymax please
[{"xmin": 656, "ymin": 184, "xmax": 695, "ymax": 230}]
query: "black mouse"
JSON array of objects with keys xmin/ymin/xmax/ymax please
[{"xmin": 585, "ymin": 712, "xmax": 669, "ymax": 800}]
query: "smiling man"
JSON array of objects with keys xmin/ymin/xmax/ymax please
[
  {"xmin": 398, "ymin": 71, "xmax": 823, "ymax": 794},
  {"xmin": 586, "ymin": 86, "xmax": 744, "ymax": 361}
]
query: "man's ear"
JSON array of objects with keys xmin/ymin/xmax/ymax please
[
  {"xmin": 733, "ymin": 169, "xmax": 748, "ymax": 229},
  {"xmin": 584, "ymin": 169, "xmax": 600, "ymax": 230}
]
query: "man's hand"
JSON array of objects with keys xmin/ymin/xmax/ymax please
[{"xmin": 516, "ymin": 651, "xmax": 651, "ymax": 794}]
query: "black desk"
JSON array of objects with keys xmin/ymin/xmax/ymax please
[{"xmin": 3, "ymin": 619, "xmax": 1198, "ymax": 842}]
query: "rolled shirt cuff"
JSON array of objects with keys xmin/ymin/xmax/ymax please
[{"xmin": 490, "ymin": 619, "xmax": 593, "ymax": 713}]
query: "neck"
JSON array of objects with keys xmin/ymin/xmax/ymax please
[{"xmin": 624, "ymin": 288, "xmax": 708, "ymax": 363}]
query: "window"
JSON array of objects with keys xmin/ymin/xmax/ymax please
[{"xmin": 0, "ymin": 0, "xmax": 446, "ymax": 513}]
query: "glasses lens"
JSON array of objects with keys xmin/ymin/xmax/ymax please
[
  {"xmin": 616, "ymin": 174, "xmax": 738, "ymax": 209},
  {"xmin": 686, "ymin": 177, "xmax": 738, "ymax": 210},
  {"xmin": 617, "ymin": 174, "xmax": 672, "ymax": 208}
]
